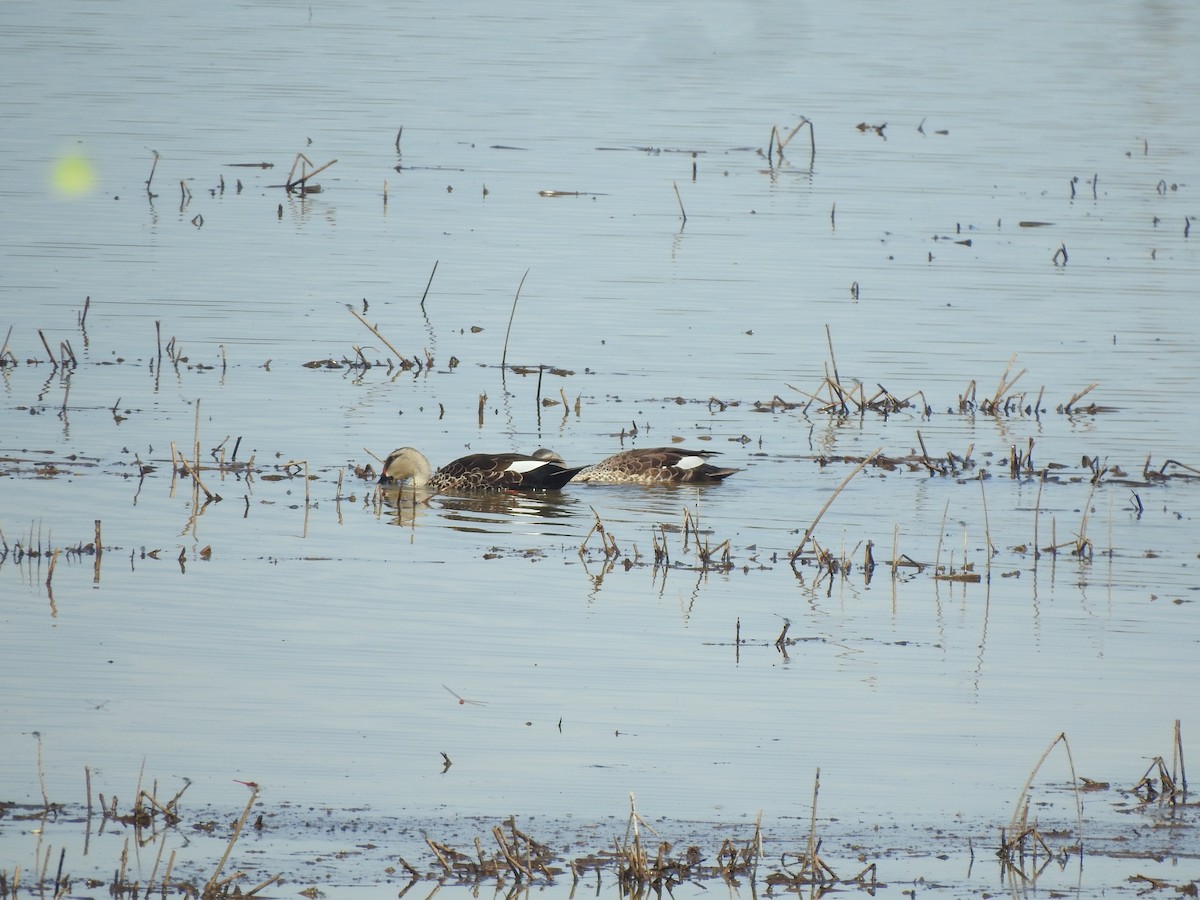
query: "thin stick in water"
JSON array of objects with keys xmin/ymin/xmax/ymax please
[
  {"xmin": 791, "ymin": 447, "xmax": 882, "ymax": 560},
  {"xmin": 978, "ymin": 473, "xmax": 995, "ymax": 562},
  {"xmin": 419, "ymin": 260, "xmax": 439, "ymax": 312},
  {"xmin": 500, "ymin": 268, "xmax": 529, "ymax": 372},
  {"xmin": 824, "ymin": 324, "xmax": 841, "ymax": 387},
  {"xmin": 146, "ymin": 150, "xmax": 159, "ymax": 195},
  {"xmin": 347, "ymin": 305, "xmax": 407, "ymax": 364}
]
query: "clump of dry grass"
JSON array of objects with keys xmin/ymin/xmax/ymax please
[
  {"xmin": 1132, "ymin": 720, "xmax": 1188, "ymax": 805},
  {"xmin": 405, "ymin": 816, "xmax": 560, "ymax": 886}
]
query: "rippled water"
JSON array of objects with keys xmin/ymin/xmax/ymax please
[{"xmin": 2, "ymin": 1, "xmax": 1198, "ymax": 897}]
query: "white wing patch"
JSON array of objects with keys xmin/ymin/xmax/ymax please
[
  {"xmin": 675, "ymin": 455, "xmax": 705, "ymax": 471},
  {"xmin": 507, "ymin": 459, "xmax": 552, "ymax": 474}
]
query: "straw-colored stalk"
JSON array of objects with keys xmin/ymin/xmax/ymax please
[
  {"xmin": 791, "ymin": 447, "xmax": 883, "ymax": 561},
  {"xmin": 500, "ymin": 269, "xmax": 530, "ymax": 373},
  {"xmin": 204, "ymin": 786, "xmax": 261, "ymax": 897}
]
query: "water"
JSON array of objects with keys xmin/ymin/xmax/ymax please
[{"xmin": 2, "ymin": 1, "xmax": 1198, "ymax": 897}]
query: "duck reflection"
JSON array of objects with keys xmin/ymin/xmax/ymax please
[{"xmin": 377, "ymin": 484, "xmax": 583, "ymax": 533}]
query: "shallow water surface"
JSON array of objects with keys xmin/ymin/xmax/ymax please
[{"xmin": 2, "ymin": 1, "xmax": 1199, "ymax": 897}]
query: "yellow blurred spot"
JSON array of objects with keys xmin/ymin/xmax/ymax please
[{"xmin": 52, "ymin": 154, "xmax": 96, "ymax": 196}]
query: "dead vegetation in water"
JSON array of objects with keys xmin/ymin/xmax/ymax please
[
  {"xmin": 1, "ymin": 766, "xmax": 278, "ymax": 900},
  {"xmin": 997, "ymin": 723, "xmax": 1193, "ymax": 890},
  {"xmin": 1131, "ymin": 720, "xmax": 1189, "ymax": 807},
  {"xmin": 8, "ymin": 751, "xmax": 1193, "ymax": 900}
]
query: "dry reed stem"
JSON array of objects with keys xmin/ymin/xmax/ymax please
[
  {"xmin": 35, "ymin": 732, "xmax": 50, "ymax": 812},
  {"xmin": 38, "ymin": 329, "xmax": 56, "ymax": 366},
  {"xmin": 286, "ymin": 155, "xmax": 336, "ymax": 191},
  {"xmin": 204, "ymin": 785, "xmax": 259, "ymax": 897},
  {"xmin": 419, "ymin": 260, "xmax": 438, "ymax": 312},
  {"xmin": 1074, "ymin": 475, "xmax": 1102, "ymax": 556},
  {"xmin": 1064, "ymin": 382, "xmax": 1098, "ymax": 412},
  {"xmin": 500, "ymin": 269, "xmax": 530, "ymax": 373},
  {"xmin": 1173, "ymin": 719, "xmax": 1188, "ymax": 793},
  {"xmin": 347, "ymin": 306, "xmax": 407, "ymax": 364},
  {"xmin": 492, "ymin": 826, "xmax": 534, "ymax": 881},
  {"xmin": 824, "ymin": 324, "xmax": 841, "ymax": 387},
  {"xmin": 989, "ymin": 354, "xmax": 1027, "ymax": 410},
  {"xmin": 792, "ymin": 767, "xmax": 838, "ymax": 884},
  {"xmin": 790, "ymin": 447, "xmax": 882, "ymax": 561},
  {"xmin": 978, "ymin": 473, "xmax": 995, "ymax": 562},
  {"xmin": 1006, "ymin": 732, "xmax": 1083, "ymax": 851},
  {"xmin": 93, "ymin": 519, "xmax": 102, "ymax": 584},
  {"xmin": 934, "ymin": 497, "xmax": 951, "ymax": 573},
  {"xmin": 245, "ymin": 873, "xmax": 282, "ymax": 896},
  {"xmin": 672, "ymin": 180, "xmax": 686, "ymax": 223},
  {"xmin": 424, "ymin": 837, "xmax": 452, "ymax": 874},
  {"xmin": 580, "ymin": 507, "xmax": 619, "ymax": 559},
  {"xmin": 174, "ymin": 447, "xmax": 216, "ymax": 501}
]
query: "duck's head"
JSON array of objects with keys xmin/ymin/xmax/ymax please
[{"xmin": 378, "ymin": 447, "xmax": 433, "ymax": 486}]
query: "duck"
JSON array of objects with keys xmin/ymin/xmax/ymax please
[
  {"xmin": 378, "ymin": 447, "xmax": 584, "ymax": 492},
  {"xmin": 572, "ymin": 447, "xmax": 740, "ymax": 484}
]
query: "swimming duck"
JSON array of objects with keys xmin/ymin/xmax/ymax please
[
  {"xmin": 572, "ymin": 447, "xmax": 739, "ymax": 484},
  {"xmin": 378, "ymin": 447, "xmax": 584, "ymax": 491}
]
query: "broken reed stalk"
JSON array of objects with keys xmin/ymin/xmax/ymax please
[
  {"xmin": 286, "ymin": 156, "xmax": 336, "ymax": 192},
  {"xmin": 1075, "ymin": 475, "xmax": 1101, "ymax": 555},
  {"xmin": 492, "ymin": 826, "xmax": 534, "ymax": 881},
  {"xmin": 193, "ymin": 397, "xmax": 202, "ymax": 477},
  {"xmin": 1064, "ymin": 382, "xmax": 1098, "ymax": 412},
  {"xmin": 38, "ymin": 329, "xmax": 57, "ymax": 366},
  {"xmin": 284, "ymin": 460, "xmax": 312, "ymax": 507},
  {"xmin": 1033, "ymin": 470, "xmax": 1046, "ymax": 557},
  {"xmin": 500, "ymin": 268, "xmax": 530, "ymax": 373},
  {"xmin": 146, "ymin": 150, "xmax": 159, "ymax": 194},
  {"xmin": 347, "ymin": 306, "xmax": 407, "ymax": 364},
  {"xmin": 46, "ymin": 548, "xmax": 60, "ymax": 589},
  {"xmin": 148, "ymin": 819, "xmax": 171, "ymax": 886},
  {"xmin": 1008, "ymin": 732, "xmax": 1084, "ymax": 849},
  {"xmin": 620, "ymin": 793, "xmax": 658, "ymax": 884},
  {"xmin": 804, "ymin": 768, "xmax": 821, "ymax": 878},
  {"xmin": 989, "ymin": 353, "xmax": 1027, "ymax": 409},
  {"xmin": 978, "ymin": 473, "xmax": 995, "ymax": 561},
  {"xmin": 750, "ymin": 810, "xmax": 764, "ymax": 884},
  {"xmin": 824, "ymin": 324, "xmax": 841, "ymax": 387},
  {"xmin": 672, "ymin": 181, "xmax": 686, "ymax": 223},
  {"xmin": 934, "ymin": 497, "xmax": 951, "ymax": 573},
  {"xmin": 790, "ymin": 447, "xmax": 882, "ymax": 561},
  {"xmin": 1173, "ymin": 720, "xmax": 1188, "ymax": 792},
  {"xmin": 419, "ymin": 260, "xmax": 439, "ymax": 312},
  {"xmin": 35, "ymin": 732, "xmax": 50, "ymax": 812},
  {"xmin": 916, "ymin": 430, "xmax": 934, "ymax": 473},
  {"xmin": 779, "ymin": 117, "xmax": 815, "ymax": 168},
  {"xmin": 174, "ymin": 445, "xmax": 216, "ymax": 501},
  {"xmin": 205, "ymin": 786, "xmax": 259, "ymax": 895}
]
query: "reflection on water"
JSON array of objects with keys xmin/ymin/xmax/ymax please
[
  {"xmin": 2, "ymin": 3, "xmax": 1199, "ymax": 897},
  {"xmin": 378, "ymin": 484, "xmax": 584, "ymax": 533}
]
